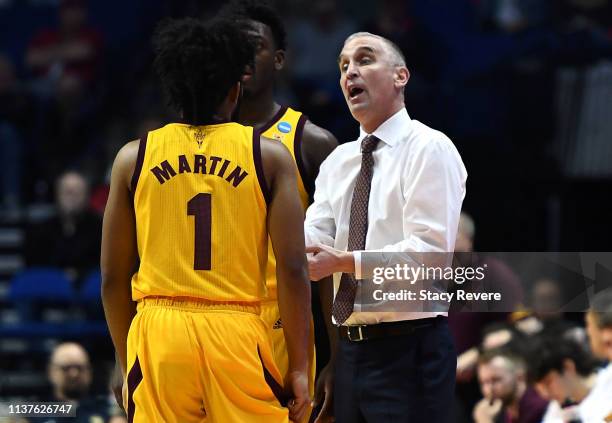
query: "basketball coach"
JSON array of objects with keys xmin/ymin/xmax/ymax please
[{"xmin": 304, "ymin": 31, "xmax": 467, "ymax": 423}]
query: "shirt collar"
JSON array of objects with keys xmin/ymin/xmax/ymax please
[{"xmin": 358, "ymin": 108, "xmax": 411, "ymax": 147}]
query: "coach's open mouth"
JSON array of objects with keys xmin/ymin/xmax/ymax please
[{"xmin": 349, "ymin": 87, "xmax": 364, "ymax": 99}]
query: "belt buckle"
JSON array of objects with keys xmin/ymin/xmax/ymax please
[{"xmin": 347, "ymin": 325, "xmax": 366, "ymax": 342}]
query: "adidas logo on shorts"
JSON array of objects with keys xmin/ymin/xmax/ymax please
[{"xmin": 273, "ymin": 318, "xmax": 282, "ymax": 329}]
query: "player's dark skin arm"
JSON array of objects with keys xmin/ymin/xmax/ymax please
[
  {"xmin": 299, "ymin": 121, "xmax": 338, "ymax": 422},
  {"xmin": 299, "ymin": 121, "xmax": 338, "ymax": 202},
  {"xmin": 101, "ymin": 140, "xmax": 139, "ymax": 382},
  {"xmin": 313, "ymin": 275, "xmax": 337, "ymax": 422},
  {"xmin": 261, "ymin": 137, "xmax": 312, "ymax": 422}
]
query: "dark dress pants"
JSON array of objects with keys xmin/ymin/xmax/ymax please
[{"xmin": 334, "ymin": 317, "xmax": 456, "ymax": 423}]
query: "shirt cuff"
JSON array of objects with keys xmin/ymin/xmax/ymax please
[
  {"xmin": 353, "ymin": 251, "xmax": 362, "ymax": 279},
  {"xmin": 304, "ymin": 227, "xmax": 316, "ymax": 247}
]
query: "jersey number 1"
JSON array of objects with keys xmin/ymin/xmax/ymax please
[{"xmin": 187, "ymin": 193, "xmax": 211, "ymax": 270}]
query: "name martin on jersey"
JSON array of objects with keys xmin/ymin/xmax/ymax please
[{"xmin": 150, "ymin": 154, "xmax": 249, "ymax": 187}]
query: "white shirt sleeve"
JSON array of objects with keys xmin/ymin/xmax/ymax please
[{"xmin": 304, "ymin": 154, "xmax": 337, "ymax": 248}]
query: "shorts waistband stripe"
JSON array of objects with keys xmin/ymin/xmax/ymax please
[{"xmin": 137, "ymin": 296, "xmax": 261, "ymax": 314}]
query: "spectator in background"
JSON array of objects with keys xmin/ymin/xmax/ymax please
[
  {"xmin": 89, "ymin": 165, "xmax": 111, "ymax": 216},
  {"xmin": 450, "ymin": 213, "xmax": 524, "ymax": 355},
  {"xmin": 0, "ymin": 54, "xmax": 30, "ymax": 218},
  {"xmin": 450, "ymin": 212, "xmax": 524, "ymax": 423},
  {"xmin": 362, "ymin": 0, "xmax": 413, "ymax": 50},
  {"xmin": 478, "ymin": 0, "xmax": 556, "ymax": 176},
  {"xmin": 26, "ymin": 0, "xmax": 102, "ymax": 93},
  {"xmin": 481, "ymin": 322, "xmax": 528, "ymax": 352},
  {"xmin": 90, "ymin": 116, "xmax": 165, "ymax": 216},
  {"xmin": 587, "ymin": 289, "xmax": 612, "ymax": 361},
  {"xmin": 43, "ymin": 342, "xmax": 112, "ymax": 422},
  {"xmin": 25, "ymin": 170, "xmax": 101, "ymax": 283},
  {"xmin": 288, "ymin": 0, "xmax": 356, "ymax": 133},
  {"xmin": 406, "ymin": 0, "xmax": 569, "ymax": 251},
  {"xmin": 456, "ymin": 321, "xmax": 530, "ymax": 384},
  {"xmin": 509, "ymin": 277, "xmax": 590, "ymax": 345},
  {"xmin": 531, "ymin": 277, "xmax": 563, "ymax": 321},
  {"xmin": 454, "ymin": 211, "xmax": 476, "ymax": 253},
  {"xmin": 473, "ymin": 349, "xmax": 548, "ymax": 423},
  {"xmin": 407, "ymin": 0, "xmax": 558, "ymax": 142},
  {"xmin": 290, "ymin": 0, "xmax": 355, "ymax": 84},
  {"xmin": 525, "ymin": 277, "xmax": 587, "ymax": 342},
  {"xmin": 555, "ymin": 0, "xmax": 612, "ymax": 34},
  {"xmin": 479, "ymin": 0, "xmax": 552, "ymax": 33},
  {"xmin": 25, "ymin": 0, "xmax": 104, "ymax": 184},
  {"xmin": 550, "ymin": 0, "xmax": 612, "ymax": 194},
  {"xmin": 530, "ymin": 337, "xmax": 612, "ymax": 423},
  {"xmin": 582, "ymin": 290, "xmax": 612, "ymax": 423},
  {"xmin": 452, "ymin": 213, "xmax": 525, "ymax": 314}
]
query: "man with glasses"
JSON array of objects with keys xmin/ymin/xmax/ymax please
[{"xmin": 43, "ymin": 342, "xmax": 112, "ymax": 422}]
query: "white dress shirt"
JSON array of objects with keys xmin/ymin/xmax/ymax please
[
  {"xmin": 304, "ymin": 108, "xmax": 467, "ymax": 325},
  {"xmin": 579, "ymin": 363, "xmax": 612, "ymax": 422},
  {"xmin": 541, "ymin": 364, "xmax": 612, "ymax": 422}
]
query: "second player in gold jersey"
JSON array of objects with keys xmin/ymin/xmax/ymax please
[
  {"xmin": 259, "ymin": 107, "xmax": 316, "ymax": 403},
  {"xmin": 220, "ymin": 3, "xmax": 338, "ymax": 421},
  {"xmin": 261, "ymin": 106, "xmax": 309, "ymax": 299}
]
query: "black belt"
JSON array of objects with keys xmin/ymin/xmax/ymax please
[{"xmin": 339, "ymin": 317, "xmax": 441, "ymax": 342}]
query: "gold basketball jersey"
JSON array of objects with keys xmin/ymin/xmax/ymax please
[
  {"xmin": 130, "ymin": 122, "xmax": 269, "ymax": 303},
  {"xmin": 260, "ymin": 107, "xmax": 309, "ymax": 300}
]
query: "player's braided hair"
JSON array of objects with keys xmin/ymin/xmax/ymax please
[
  {"xmin": 219, "ymin": 0, "xmax": 287, "ymax": 50},
  {"xmin": 153, "ymin": 17, "xmax": 255, "ymax": 125}
]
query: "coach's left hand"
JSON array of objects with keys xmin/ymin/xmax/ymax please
[{"xmin": 305, "ymin": 244, "xmax": 354, "ymax": 281}]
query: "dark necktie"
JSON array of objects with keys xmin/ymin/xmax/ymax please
[{"xmin": 331, "ymin": 134, "xmax": 380, "ymax": 325}]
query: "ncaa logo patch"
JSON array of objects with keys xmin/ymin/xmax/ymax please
[{"xmin": 277, "ymin": 121, "xmax": 292, "ymax": 133}]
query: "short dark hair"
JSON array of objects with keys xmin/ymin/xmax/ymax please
[
  {"xmin": 219, "ymin": 0, "xmax": 287, "ymax": 50},
  {"xmin": 153, "ymin": 17, "xmax": 254, "ymax": 125},
  {"xmin": 590, "ymin": 289, "xmax": 612, "ymax": 329},
  {"xmin": 527, "ymin": 337, "xmax": 597, "ymax": 383},
  {"xmin": 478, "ymin": 348, "xmax": 526, "ymax": 371}
]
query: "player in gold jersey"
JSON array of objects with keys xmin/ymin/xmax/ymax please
[
  {"xmin": 101, "ymin": 17, "xmax": 311, "ymax": 423},
  {"xmin": 220, "ymin": 2, "xmax": 338, "ymax": 422}
]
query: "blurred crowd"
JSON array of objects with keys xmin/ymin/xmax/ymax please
[
  {"xmin": 1, "ymin": 0, "xmax": 612, "ymax": 422},
  {"xmin": 1, "ymin": 0, "xmax": 612, "ymax": 228},
  {"xmin": 450, "ymin": 213, "xmax": 612, "ymax": 422}
]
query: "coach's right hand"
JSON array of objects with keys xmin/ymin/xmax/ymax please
[
  {"xmin": 313, "ymin": 361, "xmax": 335, "ymax": 423},
  {"xmin": 287, "ymin": 370, "xmax": 311, "ymax": 422}
]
